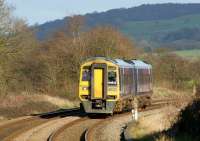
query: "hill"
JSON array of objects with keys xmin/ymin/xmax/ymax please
[{"xmin": 35, "ymin": 3, "xmax": 200, "ymax": 50}]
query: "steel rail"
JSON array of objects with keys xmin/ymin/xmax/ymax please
[{"xmin": 47, "ymin": 117, "xmax": 89, "ymax": 141}]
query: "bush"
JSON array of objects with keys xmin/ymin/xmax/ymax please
[{"xmin": 172, "ymin": 98, "xmax": 200, "ymax": 137}]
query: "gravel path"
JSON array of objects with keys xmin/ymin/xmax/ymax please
[{"xmin": 13, "ymin": 116, "xmax": 80, "ymax": 141}]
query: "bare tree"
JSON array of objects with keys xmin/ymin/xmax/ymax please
[
  {"xmin": 66, "ymin": 15, "xmax": 85, "ymax": 39},
  {"xmin": 0, "ymin": 0, "xmax": 13, "ymax": 36}
]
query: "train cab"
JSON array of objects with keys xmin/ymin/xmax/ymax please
[{"xmin": 79, "ymin": 57, "xmax": 120, "ymax": 113}]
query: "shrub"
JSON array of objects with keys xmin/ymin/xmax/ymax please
[{"xmin": 172, "ymin": 98, "xmax": 200, "ymax": 137}]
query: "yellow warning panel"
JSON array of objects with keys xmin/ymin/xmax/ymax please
[{"xmin": 94, "ymin": 69, "xmax": 103, "ymax": 99}]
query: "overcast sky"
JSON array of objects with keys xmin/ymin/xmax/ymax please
[{"xmin": 6, "ymin": 0, "xmax": 200, "ymax": 25}]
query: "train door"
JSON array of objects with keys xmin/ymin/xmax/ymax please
[
  {"xmin": 91, "ymin": 63, "xmax": 107, "ymax": 101},
  {"xmin": 93, "ymin": 69, "xmax": 103, "ymax": 99}
]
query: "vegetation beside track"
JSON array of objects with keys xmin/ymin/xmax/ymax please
[
  {"xmin": 124, "ymin": 96, "xmax": 200, "ymax": 141},
  {"xmin": 162, "ymin": 98, "xmax": 200, "ymax": 141},
  {"xmin": 124, "ymin": 107, "xmax": 178, "ymax": 141},
  {"xmin": 0, "ymin": 94, "xmax": 78, "ymax": 119}
]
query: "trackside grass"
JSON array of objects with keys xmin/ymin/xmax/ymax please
[{"xmin": 0, "ymin": 94, "xmax": 78, "ymax": 119}]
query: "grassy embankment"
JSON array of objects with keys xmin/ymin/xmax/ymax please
[
  {"xmin": 0, "ymin": 93, "xmax": 79, "ymax": 120},
  {"xmin": 125, "ymin": 87, "xmax": 197, "ymax": 141}
]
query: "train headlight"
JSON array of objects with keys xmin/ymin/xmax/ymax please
[{"xmin": 82, "ymin": 86, "xmax": 89, "ymax": 91}]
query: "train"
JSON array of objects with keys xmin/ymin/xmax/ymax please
[{"xmin": 79, "ymin": 57, "xmax": 153, "ymax": 114}]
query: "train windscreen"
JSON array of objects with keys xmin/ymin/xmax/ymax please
[{"xmin": 82, "ymin": 69, "xmax": 91, "ymax": 81}]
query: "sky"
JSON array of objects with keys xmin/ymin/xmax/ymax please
[{"xmin": 6, "ymin": 0, "xmax": 200, "ymax": 25}]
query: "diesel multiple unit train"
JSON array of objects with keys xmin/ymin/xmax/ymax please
[{"xmin": 79, "ymin": 57, "xmax": 153, "ymax": 114}]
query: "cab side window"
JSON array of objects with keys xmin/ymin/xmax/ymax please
[
  {"xmin": 82, "ymin": 69, "xmax": 90, "ymax": 81},
  {"xmin": 108, "ymin": 71, "xmax": 117, "ymax": 85}
]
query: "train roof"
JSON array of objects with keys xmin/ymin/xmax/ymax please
[
  {"xmin": 130, "ymin": 60, "xmax": 152, "ymax": 69},
  {"xmin": 114, "ymin": 59, "xmax": 133, "ymax": 68},
  {"xmin": 83, "ymin": 57, "xmax": 152, "ymax": 69}
]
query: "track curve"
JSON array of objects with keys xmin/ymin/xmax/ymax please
[
  {"xmin": 0, "ymin": 108, "xmax": 81, "ymax": 141},
  {"xmin": 48, "ymin": 116, "xmax": 103, "ymax": 141}
]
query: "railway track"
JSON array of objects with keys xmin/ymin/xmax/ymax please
[
  {"xmin": 48, "ymin": 118, "xmax": 88, "ymax": 141},
  {"xmin": 47, "ymin": 98, "xmax": 176, "ymax": 141},
  {"xmin": 0, "ymin": 108, "xmax": 81, "ymax": 141},
  {"xmin": 47, "ymin": 116, "xmax": 104, "ymax": 141},
  {"xmin": 0, "ymin": 98, "xmax": 177, "ymax": 141}
]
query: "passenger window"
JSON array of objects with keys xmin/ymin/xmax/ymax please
[
  {"xmin": 108, "ymin": 71, "xmax": 117, "ymax": 85},
  {"xmin": 82, "ymin": 69, "xmax": 90, "ymax": 81}
]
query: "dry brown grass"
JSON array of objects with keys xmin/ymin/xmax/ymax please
[
  {"xmin": 0, "ymin": 101, "xmax": 58, "ymax": 119},
  {"xmin": 126, "ymin": 106, "xmax": 179, "ymax": 140},
  {"xmin": 153, "ymin": 87, "xmax": 191, "ymax": 99},
  {"xmin": 125, "ymin": 85, "xmax": 195, "ymax": 141},
  {"xmin": 0, "ymin": 93, "xmax": 78, "ymax": 119}
]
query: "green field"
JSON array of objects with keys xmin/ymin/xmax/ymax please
[{"xmin": 174, "ymin": 49, "xmax": 200, "ymax": 59}]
